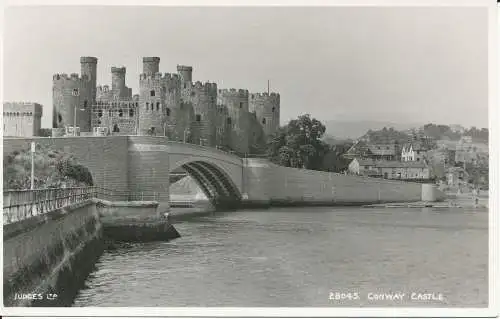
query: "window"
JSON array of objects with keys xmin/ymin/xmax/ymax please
[
  {"xmin": 98, "ymin": 109, "xmax": 103, "ymax": 118},
  {"xmin": 417, "ymin": 158, "xmax": 420, "ymax": 161},
  {"xmin": 262, "ymin": 118, "xmax": 266, "ymax": 124},
  {"xmin": 240, "ymin": 102, "xmax": 243, "ymax": 109},
  {"xmin": 119, "ymin": 109, "xmax": 123, "ymax": 117},
  {"xmin": 166, "ymin": 108, "xmax": 171, "ymax": 116},
  {"xmin": 146, "ymin": 102, "xmax": 149, "ymax": 110},
  {"xmin": 272, "ymin": 107, "xmax": 276, "ymax": 112},
  {"xmin": 417, "ymin": 150, "xmax": 420, "ymax": 154},
  {"xmin": 113, "ymin": 124, "xmax": 120, "ymax": 132},
  {"xmin": 129, "ymin": 108, "xmax": 134, "ymax": 117},
  {"xmin": 196, "ymin": 114, "xmax": 201, "ymax": 122},
  {"xmin": 184, "ymin": 83, "xmax": 187, "ymax": 89},
  {"xmin": 156, "ymin": 102, "xmax": 160, "ymax": 111},
  {"xmin": 84, "ymin": 100, "xmax": 88, "ymax": 108},
  {"xmin": 364, "ymin": 166, "xmax": 369, "ymax": 169},
  {"xmin": 150, "ymin": 90, "xmax": 155, "ymax": 97},
  {"xmin": 58, "ymin": 113, "xmax": 62, "ymax": 123},
  {"xmin": 227, "ymin": 117, "xmax": 232, "ymax": 125},
  {"xmin": 97, "ymin": 120, "xmax": 101, "ymax": 125},
  {"xmin": 191, "ymin": 91, "xmax": 195, "ymax": 96},
  {"xmin": 108, "ymin": 110, "xmax": 112, "ymax": 116}
]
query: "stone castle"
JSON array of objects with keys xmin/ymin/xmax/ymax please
[{"xmin": 53, "ymin": 57, "xmax": 280, "ymax": 154}]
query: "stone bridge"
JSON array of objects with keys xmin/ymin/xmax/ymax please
[{"xmin": 3, "ymin": 136, "xmax": 444, "ymax": 212}]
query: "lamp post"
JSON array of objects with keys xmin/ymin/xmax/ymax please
[
  {"xmin": 30, "ymin": 141, "xmax": 35, "ymax": 190},
  {"xmin": 183, "ymin": 128, "xmax": 190, "ymax": 143},
  {"xmin": 71, "ymin": 88, "xmax": 85, "ymax": 136}
]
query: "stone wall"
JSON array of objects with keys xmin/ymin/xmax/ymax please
[
  {"xmin": 3, "ymin": 201, "xmax": 103, "ymax": 306},
  {"xmin": 243, "ymin": 158, "xmax": 426, "ymax": 206}
]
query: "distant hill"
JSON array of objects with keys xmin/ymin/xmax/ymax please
[{"xmin": 323, "ymin": 120, "xmax": 421, "ymax": 140}]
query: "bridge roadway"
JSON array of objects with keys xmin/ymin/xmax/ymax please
[{"xmin": 3, "ymin": 136, "xmax": 443, "ymax": 212}]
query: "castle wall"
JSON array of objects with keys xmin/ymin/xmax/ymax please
[
  {"xmin": 2, "ymin": 102, "xmax": 43, "ymax": 137},
  {"xmin": 217, "ymin": 89, "xmax": 250, "ymax": 154},
  {"xmin": 92, "ymin": 99, "xmax": 139, "ymax": 135},
  {"xmin": 249, "ymin": 92, "xmax": 280, "ymax": 137}
]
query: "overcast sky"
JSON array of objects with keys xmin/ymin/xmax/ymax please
[{"xmin": 3, "ymin": 6, "xmax": 488, "ymax": 129}]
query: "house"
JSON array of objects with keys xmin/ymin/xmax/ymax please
[
  {"xmin": 342, "ymin": 140, "xmax": 373, "ymax": 160},
  {"xmin": 374, "ymin": 161, "xmax": 431, "ymax": 180},
  {"xmin": 367, "ymin": 144, "xmax": 399, "ymax": 161},
  {"xmin": 401, "ymin": 142, "xmax": 427, "ymax": 162},
  {"xmin": 347, "ymin": 158, "xmax": 380, "ymax": 177}
]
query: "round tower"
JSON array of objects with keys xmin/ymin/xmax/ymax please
[
  {"xmin": 249, "ymin": 92, "xmax": 280, "ymax": 137},
  {"xmin": 218, "ymin": 88, "xmax": 250, "ymax": 154},
  {"xmin": 80, "ymin": 57, "xmax": 98, "ymax": 102},
  {"xmin": 177, "ymin": 65, "xmax": 193, "ymax": 83},
  {"xmin": 111, "ymin": 66, "xmax": 126, "ymax": 98},
  {"xmin": 181, "ymin": 81, "xmax": 218, "ymax": 146},
  {"xmin": 143, "ymin": 57, "xmax": 160, "ymax": 75},
  {"xmin": 52, "ymin": 73, "xmax": 92, "ymax": 132}
]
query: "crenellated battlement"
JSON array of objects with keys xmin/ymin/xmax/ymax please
[
  {"xmin": 139, "ymin": 72, "xmax": 181, "ymax": 82},
  {"xmin": 111, "ymin": 66, "xmax": 126, "ymax": 74},
  {"xmin": 53, "ymin": 73, "xmax": 88, "ymax": 82},
  {"xmin": 249, "ymin": 92, "xmax": 280, "ymax": 100},
  {"xmin": 192, "ymin": 81, "xmax": 217, "ymax": 93},
  {"xmin": 80, "ymin": 56, "xmax": 98, "ymax": 64},
  {"xmin": 218, "ymin": 88, "xmax": 249, "ymax": 98},
  {"xmin": 177, "ymin": 65, "xmax": 192, "ymax": 71}
]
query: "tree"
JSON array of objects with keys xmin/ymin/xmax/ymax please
[{"xmin": 266, "ymin": 114, "xmax": 329, "ymax": 170}]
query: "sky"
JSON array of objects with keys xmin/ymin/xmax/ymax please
[{"xmin": 3, "ymin": 5, "xmax": 489, "ymax": 129}]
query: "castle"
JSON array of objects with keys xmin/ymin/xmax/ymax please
[{"xmin": 53, "ymin": 57, "xmax": 280, "ymax": 154}]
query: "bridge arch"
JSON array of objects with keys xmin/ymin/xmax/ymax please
[{"xmin": 170, "ymin": 159, "xmax": 242, "ymax": 209}]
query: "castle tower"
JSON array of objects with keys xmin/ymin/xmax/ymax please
[
  {"xmin": 177, "ymin": 65, "xmax": 193, "ymax": 83},
  {"xmin": 249, "ymin": 92, "xmax": 280, "ymax": 137},
  {"xmin": 52, "ymin": 73, "xmax": 92, "ymax": 132},
  {"xmin": 218, "ymin": 88, "xmax": 250, "ymax": 154},
  {"xmin": 111, "ymin": 66, "xmax": 127, "ymax": 98},
  {"xmin": 179, "ymin": 80, "xmax": 218, "ymax": 146},
  {"xmin": 80, "ymin": 57, "xmax": 98, "ymax": 103},
  {"xmin": 143, "ymin": 57, "xmax": 160, "ymax": 75}
]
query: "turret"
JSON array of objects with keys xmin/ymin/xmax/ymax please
[
  {"xmin": 143, "ymin": 57, "xmax": 160, "ymax": 75},
  {"xmin": 111, "ymin": 66, "xmax": 126, "ymax": 97},
  {"xmin": 80, "ymin": 56, "xmax": 98, "ymax": 102},
  {"xmin": 177, "ymin": 65, "xmax": 193, "ymax": 83}
]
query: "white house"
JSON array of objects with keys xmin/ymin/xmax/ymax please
[
  {"xmin": 348, "ymin": 158, "xmax": 379, "ymax": 176},
  {"xmin": 401, "ymin": 143, "xmax": 426, "ymax": 162}
]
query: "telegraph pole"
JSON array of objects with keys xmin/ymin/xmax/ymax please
[{"xmin": 267, "ymin": 80, "xmax": 270, "ymax": 94}]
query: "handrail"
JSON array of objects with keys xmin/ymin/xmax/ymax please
[{"xmin": 2, "ymin": 186, "xmax": 161, "ymax": 225}]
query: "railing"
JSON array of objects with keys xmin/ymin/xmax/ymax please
[{"xmin": 2, "ymin": 187, "xmax": 160, "ymax": 225}]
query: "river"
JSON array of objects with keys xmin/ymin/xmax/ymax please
[{"xmin": 73, "ymin": 206, "xmax": 488, "ymax": 307}]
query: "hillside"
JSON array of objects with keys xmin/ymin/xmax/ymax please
[
  {"xmin": 3, "ymin": 144, "xmax": 93, "ymax": 190},
  {"xmin": 323, "ymin": 120, "xmax": 421, "ymax": 140}
]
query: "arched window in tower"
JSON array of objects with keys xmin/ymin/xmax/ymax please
[
  {"xmin": 119, "ymin": 109, "xmax": 123, "ymax": 117},
  {"xmin": 156, "ymin": 102, "xmax": 160, "ymax": 111},
  {"xmin": 196, "ymin": 114, "xmax": 201, "ymax": 122},
  {"xmin": 150, "ymin": 90, "xmax": 155, "ymax": 97},
  {"xmin": 113, "ymin": 124, "xmax": 120, "ymax": 133},
  {"xmin": 227, "ymin": 117, "xmax": 232, "ymax": 125},
  {"xmin": 166, "ymin": 108, "xmax": 171, "ymax": 116},
  {"xmin": 58, "ymin": 113, "xmax": 62, "ymax": 123},
  {"xmin": 262, "ymin": 118, "xmax": 266, "ymax": 125}
]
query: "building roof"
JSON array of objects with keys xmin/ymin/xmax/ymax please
[
  {"xmin": 374, "ymin": 161, "xmax": 428, "ymax": 169},
  {"xmin": 355, "ymin": 158, "xmax": 377, "ymax": 166},
  {"xmin": 368, "ymin": 144, "xmax": 397, "ymax": 156}
]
